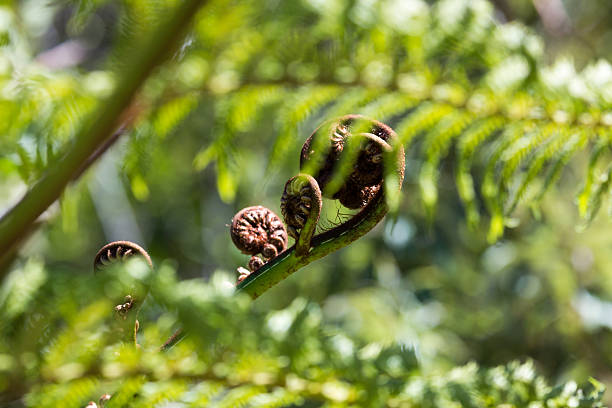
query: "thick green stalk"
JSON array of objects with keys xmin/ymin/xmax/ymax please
[
  {"xmin": 0, "ymin": 0, "xmax": 207, "ymax": 278},
  {"xmin": 236, "ymin": 191, "xmax": 388, "ymax": 298},
  {"xmin": 238, "ymin": 123, "xmax": 405, "ymax": 299}
]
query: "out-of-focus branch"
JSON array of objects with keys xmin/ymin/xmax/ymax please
[{"xmin": 0, "ymin": 0, "xmax": 209, "ymax": 279}]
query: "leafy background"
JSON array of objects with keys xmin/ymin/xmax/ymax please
[{"xmin": 1, "ymin": 0, "xmax": 612, "ymax": 406}]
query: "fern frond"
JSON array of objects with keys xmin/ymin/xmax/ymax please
[
  {"xmin": 506, "ymin": 125, "xmax": 573, "ymax": 214},
  {"xmin": 577, "ymin": 134, "xmax": 611, "ymax": 219},
  {"xmin": 357, "ymin": 92, "xmax": 416, "ymax": 121},
  {"xmin": 0, "ymin": 259, "xmax": 46, "ymax": 327},
  {"xmin": 248, "ymin": 388, "xmax": 302, "ymax": 408},
  {"xmin": 105, "ymin": 376, "xmax": 147, "ymax": 408},
  {"xmin": 152, "ymin": 94, "xmax": 200, "ymax": 140},
  {"xmin": 456, "ymin": 116, "xmax": 506, "ymax": 228},
  {"xmin": 482, "ymin": 124, "xmax": 525, "ymax": 241},
  {"xmin": 395, "ymin": 103, "xmax": 455, "ymax": 146},
  {"xmin": 217, "ymin": 385, "xmax": 267, "ymax": 408},
  {"xmin": 186, "ymin": 382, "xmax": 224, "ymax": 407},
  {"xmin": 535, "ymin": 131, "xmax": 589, "ymax": 204},
  {"xmin": 268, "ymin": 86, "xmax": 342, "ymax": 172},
  {"xmin": 130, "ymin": 380, "xmax": 189, "ymax": 408},
  {"xmin": 8, "ymin": 263, "xmax": 604, "ymax": 407},
  {"xmin": 499, "ymin": 124, "xmax": 557, "ymax": 195},
  {"xmin": 580, "ymin": 164, "xmax": 612, "ymax": 227},
  {"xmin": 25, "ymin": 377, "xmax": 99, "ymax": 408},
  {"xmin": 324, "ymin": 88, "xmax": 383, "ymax": 119},
  {"xmin": 419, "ymin": 111, "xmax": 474, "ymax": 217}
]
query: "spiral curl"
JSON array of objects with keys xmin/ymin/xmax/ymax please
[
  {"xmin": 235, "ymin": 115, "xmax": 405, "ymax": 293},
  {"xmin": 94, "ymin": 240, "xmax": 152, "ymax": 271},
  {"xmin": 300, "ymin": 114, "xmax": 404, "ymax": 209},
  {"xmin": 230, "ymin": 206, "xmax": 288, "ymax": 280}
]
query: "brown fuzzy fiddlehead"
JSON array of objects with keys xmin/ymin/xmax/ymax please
[
  {"xmin": 230, "ymin": 206, "xmax": 288, "ymax": 281},
  {"xmin": 300, "ymin": 115, "xmax": 402, "ymax": 209},
  {"xmin": 280, "ymin": 174, "xmax": 322, "ymax": 256},
  {"xmin": 236, "ymin": 115, "xmax": 405, "ymax": 298}
]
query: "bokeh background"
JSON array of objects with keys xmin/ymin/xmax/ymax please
[{"xmin": 1, "ymin": 0, "xmax": 612, "ymax": 405}]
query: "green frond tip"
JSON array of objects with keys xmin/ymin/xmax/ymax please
[
  {"xmin": 577, "ymin": 136, "xmax": 609, "ymax": 219},
  {"xmin": 216, "ymin": 155, "xmax": 238, "ymax": 203},
  {"xmin": 419, "ymin": 111, "xmax": 474, "ymax": 220},
  {"xmin": 487, "ymin": 213, "xmax": 505, "ymax": 243},
  {"xmin": 193, "ymin": 144, "xmax": 217, "ymax": 171},
  {"xmin": 455, "ymin": 117, "xmax": 506, "ymax": 229},
  {"xmin": 577, "ymin": 164, "xmax": 612, "ymax": 230}
]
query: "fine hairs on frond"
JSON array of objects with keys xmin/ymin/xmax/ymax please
[{"xmin": 315, "ymin": 200, "xmax": 356, "ymax": 234}]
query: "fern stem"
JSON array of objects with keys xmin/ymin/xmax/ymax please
[
  {"xmin": 237, "ymin": 186, "xmax": 389, "ymax": 298},
  {"xmin": 0, "ymin": 0, "xmax": 208, "ymax": 278}
]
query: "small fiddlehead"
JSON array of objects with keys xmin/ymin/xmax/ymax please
[
  {"xmin": 235, "ymin": 115, "xmax": 405, "ymax": 298},
  {"xmin": 93, "ymin": 240, "xmax": 152, "ymax": 345},
  {"xmin": 280, "ymin": 174, "xmax": 322, "ymax": 256},
  {"xmin": 230, "ymin": 206, "xmax": 288, "ymax": 281},
  {"xmin": 94, "ymin": 240, "xmax": 153, "ymax": 271}
]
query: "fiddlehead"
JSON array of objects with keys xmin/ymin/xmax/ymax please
[
  {"xmin": 94, "ymin": 240, "xmax": 153, "ymax": 271},
  {"xmin": 93, "ymin": 240, "xmax": 153, "ymax": 345},
  {"xmin": 280, "ymin": 174, "xmax": 322, "ymax": 256},
  {"xmin": 235, "ymin": 115, "xmax": 405, "ymax": 298},
  {"xmin": 230, "ymin": 206, "xmax": 288, "ymax": 281}
]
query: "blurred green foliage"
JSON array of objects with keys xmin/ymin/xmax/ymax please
[
  {"xmin": 0, "ymin": 260, "xmax": 606, "ymax": 407},
  {"xmin": 0, "ymin": 0, "xmax": 611, "ymax": 406}
]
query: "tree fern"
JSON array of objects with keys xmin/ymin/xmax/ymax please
[{"xmin": 0, "ymin": 0, "xmax": 611, "ymax": 406}]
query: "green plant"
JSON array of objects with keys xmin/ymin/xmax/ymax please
[
  {"xmin": 1, "ymin": 259, "xmax": 606, "ymax": 407},
  {"xmin": 1, "ymin": 0, "xmax": 611, "ymax": 406},
  {"xmin": 235, "ymin": 115, "xmax": 404, "ymax": 298}
]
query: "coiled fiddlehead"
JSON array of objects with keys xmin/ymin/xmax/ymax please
[
  {"xmin": 280, "ymin": 174, "xmax": 322, "ymax": 256},
  {"xmin": 300, "ymin": 115, "xmax": 400, "ymax": 202},
  {"xmin": 230, "ymin": 206, "xmax": 288, "ymax": 281},
  {"xmin": 94, "ymin": 240, "xmax": 153, "ymax": 271},
  {"xmin": 235, "ymin": 115, "xmax": 405, "ymax": 298},
  {"xmin": 93, "ymin": 240, "xmax": 153, "ymax": 345}
]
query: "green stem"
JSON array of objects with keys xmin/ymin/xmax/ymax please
[
  {"xmin": 237, "ymin": 131, "xmax": 405, "ymax": 298},
  {"xmin": 292, "ymin": 175, "xmax": 322, "ymax": 257},
  {"xmin": 0, "ymin": 0, "xmax": 208, "ymax": 279},
  {"xmin": 238, "ymin": 126, "xmax": 404, "ymax": 299},
  {"xmin": 236, "ymin": 190, "xmax": 388, "ymax": 298}
]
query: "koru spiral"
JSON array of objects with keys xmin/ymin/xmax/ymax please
[
  {"xmin": 94, "ymin": 240, "xmax": 153, "ymax": 271},
  {"xmin": 230, "ymin": 115, "xmax": 405, "ymax": 284},
  {"xmin": 230, "ymin": 206, "xmax": 288, "ymax": 281}
]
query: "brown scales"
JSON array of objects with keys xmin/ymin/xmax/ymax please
[
  {"xmin": 281, "ymin": 181, "xmax": 316, "ymax": 240},
  {"xmin": 230, "ymin": 206, "xmax": 288, "ymax": 278},
  {"xmin": 300, "ymin": 114, "xmax": 401, "ymax": 209}
]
